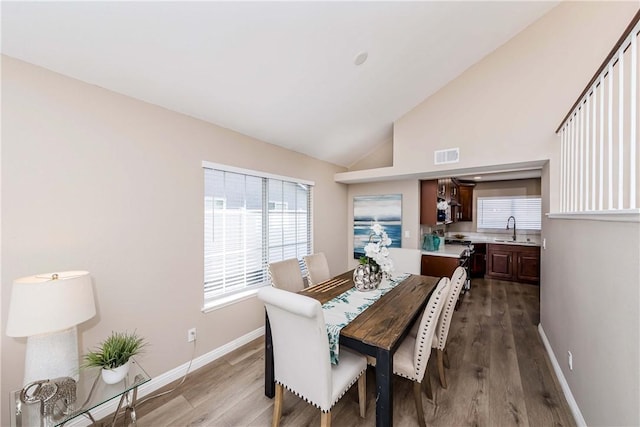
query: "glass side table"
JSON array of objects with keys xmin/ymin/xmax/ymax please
[{"xmin": 10, "ymin": 358, "xmax": 151, "ymax": 427}]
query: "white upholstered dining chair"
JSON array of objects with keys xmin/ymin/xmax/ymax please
[
  {"xmin": 387, "ymin": 247, "xmax": 422, "ymax": 275},
  {"xmin": 432, "ymin": 266, "xmax": 467, "ymax": 388},
  {"xmin": 268, "ymin": 258, "xmax": 305, "ymax": 292},
  {"xmin": 258, "ymin": 286, "xmax": 367, "ymax": 427},
  {"xmin": 303, "ymin": 252, "xmax": 331, "ymax": 286},
  {"xmin": 391, "ymin": 277, "xmax": 450, "ymax": 427}
]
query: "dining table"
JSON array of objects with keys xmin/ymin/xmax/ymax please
[{"xmin": 263, "ymin": 269, "xmax": 439, "ymax": 427}]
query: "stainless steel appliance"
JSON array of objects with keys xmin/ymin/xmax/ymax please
[{"xmin": 444, "ymin": 239, "xmax": 474, "ymax": 293}]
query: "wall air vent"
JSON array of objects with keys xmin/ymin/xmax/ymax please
[{"xmin": 434, "ymin": 148, "xmax": 460, "ymax": 165}]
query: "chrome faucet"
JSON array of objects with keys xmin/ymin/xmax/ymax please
[{"xmin": 506, "ymin": 216, "xmax": 516, "ymax": 241}]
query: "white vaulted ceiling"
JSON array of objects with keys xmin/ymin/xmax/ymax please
[{"xmin": 1, "ymin": 1, "xmax": 557, "ymax": 167}]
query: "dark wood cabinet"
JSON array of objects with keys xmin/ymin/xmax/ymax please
[
  {"xmin": 458, "ymin": 185, "xmax": 473, "ymax": 221},
  {"xmin": 421, "ymin": 255, "xmax": 459, "ymax": 278},
  {"xmin": 486, "ymin": 244, "xmax": 540, "ymax": 284},
  {"xmin": 420, "ymin": 178, "xmax": 473, "ymax": 224},
  {"xmin": 420, "ymin": 178, "xmax": 452, "ymax": 225},
  {"xmin": 471, "ymin": 243, "xmax": 486, "ymax": 277},
  {"xmin": 486, "ymin": 246, "xmax": 513, "ymax": 279},
  {"xmin": 515, "ymin": 250, "xmax": 540, "ymax": 283},
  {"xmin": 420, "ymin": 180, "xmax": 438, "ymax": 225}
]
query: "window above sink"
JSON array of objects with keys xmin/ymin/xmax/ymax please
[{"xmin": 477, "ymin": 196, "xmax": 541, "ymax": 231}]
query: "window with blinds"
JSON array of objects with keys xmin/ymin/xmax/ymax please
[
  {"xmin": 477, "ymin": 196, "xmax": 542, "ymax": 230},
  {"xmin": 203, "ymin": 164, "xmax": 312, "ymax": 305}
]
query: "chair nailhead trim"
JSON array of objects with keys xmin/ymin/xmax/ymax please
[
  {"xmin": 434, "ymin": 272, "xmax": 465, "ymax": 350},
  {"xmin": 414, "ymin": 283, "xmax": 447, "ymax": 379},
  {"xmin": 276, "ymin": 366, "xmax": 366, "ymax": 413}
]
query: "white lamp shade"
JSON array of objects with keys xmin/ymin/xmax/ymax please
[{"xmin": 6, "ymin": 270, "xmax": 96, "ymax": 337}]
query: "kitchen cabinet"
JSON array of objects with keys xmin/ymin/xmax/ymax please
[
  {"xmin": 420, "ymin": 178, "xmax": 473, "ymax": 224},
  {"xmin": 458, "ymin": 184, "xmax": 473, "ymax": 221},
  {"xmin": 421, "ymin": 255, "xmax": 459, "ymax": 278},
  {"xmin": 486, "ymin": 244, "xmax": 540, "ymax": 284},
  {"xmin": 448, "ymin": 179, "xmax": 459, "ymax": 201},
  {"xmin": 420, "ymin": 178, "xmax": 455, "ymax": 225},
  {"xmin": 420, "ymin": 180, "xmax": 438, "ymax": 225},
  {"xmin": 515, "ymin": 249, "xmax": 540, "ymax": 283},
  {"xmin": 442, "ymin": 178, "xmax": 458, "ymax": 223},
  {"xmin": 471, "ymin": 243, "xmax": 486, "ymax": 277},
  {"xmin": 486, "ymin": 245, "xmax": 513, "ymax": 279}
]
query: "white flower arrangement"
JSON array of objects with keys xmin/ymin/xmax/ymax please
[{"xmin": 360, "ymin": 222, "xmax": 394, "ymax": 276}]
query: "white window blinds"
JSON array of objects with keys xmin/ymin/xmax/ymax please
[
  {"xmin": 204, "ymin": 165, "xmax": 312, "ymax": 304},
  {"xmin": 477, "ymin": 196, "xmax": 542, "ymax": 230}
]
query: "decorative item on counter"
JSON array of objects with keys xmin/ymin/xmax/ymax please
[
  {"xmin": 432, "ymin": 232, "xmax": 441, "ymax": 251},
  {"xmin": 354, "ymin": 222, "xmax": 393, "ymax": 291},
  {"xmin": 422, "ymin": 233, "xmax": 441, "ymax": 251},
  {"xmin": 83, "ymin": 331, "xmax": 147, "ymax": 384},
  {"xmin": 437, "ymin": 200, "xmax": 448, "ymax": 222},
  {"xmin": 422, "ymin": 234, "xmax": 434, "ymax": 251}
]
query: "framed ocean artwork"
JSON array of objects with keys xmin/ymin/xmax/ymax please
[{"xmin": 353, "ymin": 194, "xmax": 402, "ymax": 259}]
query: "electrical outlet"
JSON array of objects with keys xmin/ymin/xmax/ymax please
[
  {"xmin": 188, "ymin": 328, "xmax": 197, "ymax": 342},
  {"xmin": 568, "ymin": 350, "xmax": 573, "ymax": 370}
]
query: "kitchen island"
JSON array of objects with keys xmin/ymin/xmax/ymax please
[{"xmin": 421, "ymin": 242, "xmax": 468, "ymax": 278}]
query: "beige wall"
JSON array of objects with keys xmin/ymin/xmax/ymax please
[
  {"xmin": 346, "ymin": 180, "xmax": 420, "ymax": 270},
  {"xmin": 348, "ymin": 139, "xmax": 393, "ymax": 171},
  {"xmin": 448, "ymin": 178, "xmax": 541, "ymax": 234},
  {"xmin": 391, "ymin": 1, "xmax": 636, "ymax": 211},
  {"xmin": 541, "ymin": 218, "xmax": 640, "ymax": 426},
  {"xmin": 0, "ymin": 56, "xmax": 348, "ymax": 422}
]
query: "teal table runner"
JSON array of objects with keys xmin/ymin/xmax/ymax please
[{"xmin": 322, "ymin": 273, "xmax": 410, "ymax": 364}]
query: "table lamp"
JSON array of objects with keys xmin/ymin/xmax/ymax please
[{"xmin": 6, "ymin": 271, "xmax": 96, "ymax": 385}]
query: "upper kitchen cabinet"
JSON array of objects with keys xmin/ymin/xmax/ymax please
[
  {"xmin": 458, "ymin": 183, "xmax": 474, "ymax": 221},
  {"xmin": 421, "ymin": 179, "xmax": 451, "ymax": 225},
  {"xmin": 420, "ymin": 178, "xmax": 473, "ymax": 225},
  {"xmin": 420, "ymin": 179, "xmax": 438, "ymax": 225}
]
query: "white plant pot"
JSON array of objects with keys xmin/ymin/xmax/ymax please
[{"xmin": 101, "ymin": 359, "xmax": 130, "ymax": 384}]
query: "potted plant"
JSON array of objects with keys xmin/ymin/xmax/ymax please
[{"xmin": 83, "ymin": 331, "xmax": 146, "ymax": 384}]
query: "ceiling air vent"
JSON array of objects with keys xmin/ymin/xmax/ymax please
[{"xmin": 434, "ymin": 148, "xmax": 459, "ymax": 165}]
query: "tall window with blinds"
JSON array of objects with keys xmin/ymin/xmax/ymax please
[
  {"xmin": 204, "ymin": 164, "xmax": 312, "ymax": 305},
  {"xmin": 477, "ymin": 196, "xmax": 542, "ymax": 231}
]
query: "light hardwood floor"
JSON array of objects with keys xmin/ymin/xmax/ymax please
[{"xmin": 103, "ymin": 278, "xmax": 575, "ymax": 427}]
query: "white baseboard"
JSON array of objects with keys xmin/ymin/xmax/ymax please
[
  {"xmin": 537, "ymin": 323, "xmax": 586, "ymax": 427},
  {"xmin": 67, "ymin": 327, "xmax": 265, "ymax": 426}
]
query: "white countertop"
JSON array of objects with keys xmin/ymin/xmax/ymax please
[
  {"xmin": 486, "ymin": 240, "xmax": 541, "ymax": 247},
  {"xmin": 445, "ymin": 233, "xmax": 541, "ymax": 247},
  {"xmin": 421, "ymin": 244, "xmax": 467, "ymax": 258},
  {"xmin": 421, "ymin": 235, "xmax": 541, "ymax": 258}
]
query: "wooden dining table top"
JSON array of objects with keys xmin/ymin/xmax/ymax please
[{"xmin": 299, "ymin": 269, "xmax": 440, "ymax": 351}]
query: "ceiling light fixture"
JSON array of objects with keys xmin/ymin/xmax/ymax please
[
  {"xmin": 474, "ymin": 176, "xmax": 482, "ymax": 180},
  {"xmin": 354, "ymin": 51, "xmax": 368, "ymax": 66}
]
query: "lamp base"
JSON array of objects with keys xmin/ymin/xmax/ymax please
[{"xmin": 24, "ymin": 326, "xmax": 80, "ymax": 385}]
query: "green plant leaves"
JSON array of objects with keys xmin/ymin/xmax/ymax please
[{"xmin": 82, "ymin": 331, "xmax": 147, "ymax": 369}]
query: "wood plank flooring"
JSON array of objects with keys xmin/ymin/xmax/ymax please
[{"xmin": 101, "ymin": 278, "xmax": 575, "ymax": 427}]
